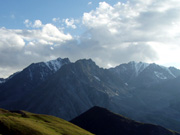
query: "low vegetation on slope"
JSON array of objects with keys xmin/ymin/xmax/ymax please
[{"xmin": 0, "ymin": 108, "xmax": 93, "ymax": 135}]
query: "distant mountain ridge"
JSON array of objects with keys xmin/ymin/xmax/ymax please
[{"xmin": 0, "ymin": 58, "xmax": 180, "ymax": 132}]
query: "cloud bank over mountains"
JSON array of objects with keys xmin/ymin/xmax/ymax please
[{"xmin": 0, "ymin": 0, "xmax": 180, "ymax": 77}]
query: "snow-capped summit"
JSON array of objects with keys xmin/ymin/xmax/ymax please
[
  {"xmin": 160, "ymin": 65, "xmax": 177, "ymax": 78},
  {"xmin": 144, "ymin": 63, "xmax": 178, "ymax": 81},
  {"xmin": 109, "ymin": 61, "xmax": 180, "ymax": 87},
  {"xmin": 44, "ymin": 57, "xmax": 70, "ymax": 72},
  {"xmin": 128, "ymin": 61, "xmax": 149, "ymax": 76}
]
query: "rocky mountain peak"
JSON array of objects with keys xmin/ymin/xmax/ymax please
[
  {"xmin": 75, "ymin": 59, "xmax": 96, "ymax": 66},
  {"xmin": 44, "ymin": 57, "xmax": 71, "ymax": 72}
]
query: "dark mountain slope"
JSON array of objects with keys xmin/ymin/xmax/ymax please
[
  {"xmin": 134, "ymin": 76, "xmax": 180, "ymax": 131},
  {"xmin": 0, "ymin": 108, "xmax": 94, "ymax": 135},
  {"xmin": 71, "ymin": 106, "xmax": 180, "ymax": 135}
]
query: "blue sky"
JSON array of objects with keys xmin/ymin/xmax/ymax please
[
  {"xmin": 1, "ymin": 0, "xmax": 88, "ymax": 28},
  {"xmin": 0, "ymin": 0, "xmax": 120, "ymax": 29},
  {"xmin": 0, "ymin": 0, "xmax": 122, "ymax": 39},
  {"xmin": 0, "ymin": 0, "xmax": 180, "ymax": 77}
]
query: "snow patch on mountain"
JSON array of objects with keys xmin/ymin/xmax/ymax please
[
  {"xmin": 154, "ymin": 71, "xmax": 167, "ymax": 79},
  {"xmin": 94, "ymin": 76, "xmax": 100, "ymax": 81},
  {"xmin": 40, "ymin": 71, "xmax": 46, "ymax": 80},
  {"xmin": 44, "ymin": 59, "xmax": 62, "ymax": 72},
  {"xmin": 125, "ymin": 83, "xmax": 128, "ymax": 86},
  {"xmin": 160, "ymin": 66, "xmax": 176, "ymax": 78},
  {"xmin": 104, "ymin": 89, "xmax": 118, "ymax": 97},
  {"xmin": 129, "ymin": 61, "xmax": 149, "ymax": 76},
  {"xmin": 28, "ymin": 69, "xmax": 33, "ymax": 80}
]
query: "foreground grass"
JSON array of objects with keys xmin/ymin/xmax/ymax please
[{"xmin": 0, "ymin": 108, "xmax": 94, "ymax": 135}]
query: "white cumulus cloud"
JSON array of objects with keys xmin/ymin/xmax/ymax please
[
  {"xmin": 88, "ymin": 2, "xmax": 92, "ymax": 5},
  {"xmin": 24, "ymin": 20, "xmax": 43, "ymax": 28},
  {"xmin": 52, "ymin": 17, "xmax": 60, "ymax": 23},
  {"xmin": 0, "ymin": 21, "xmax": 73, "ymax": 78},
  {"xmin": 33, "ymin": 20, "xmax": 42, "ymax": 28},
  {"xmin": 24, "ymin": 19, "xmax": 32, "ymax": 27},
  {"xmin": 81, "ymin": 0, "xmax": 180, "ymax": 67},
  {"xmin": 64, "ymin": 18, "xmax": 77, "ymax": 29}
]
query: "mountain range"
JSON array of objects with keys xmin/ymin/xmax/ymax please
[{"xmin": 0, "ymin": 57, "xmax": 180, "ymax": 132}]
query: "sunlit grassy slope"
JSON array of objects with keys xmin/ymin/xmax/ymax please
[{"xmin": 0, "ymin": 108, "xmax": 94, "ymax": 135}]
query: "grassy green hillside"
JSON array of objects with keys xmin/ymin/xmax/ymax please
[{"xmin": 0, "ymin": 108, "xmax": 94, "ymax": 135}]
